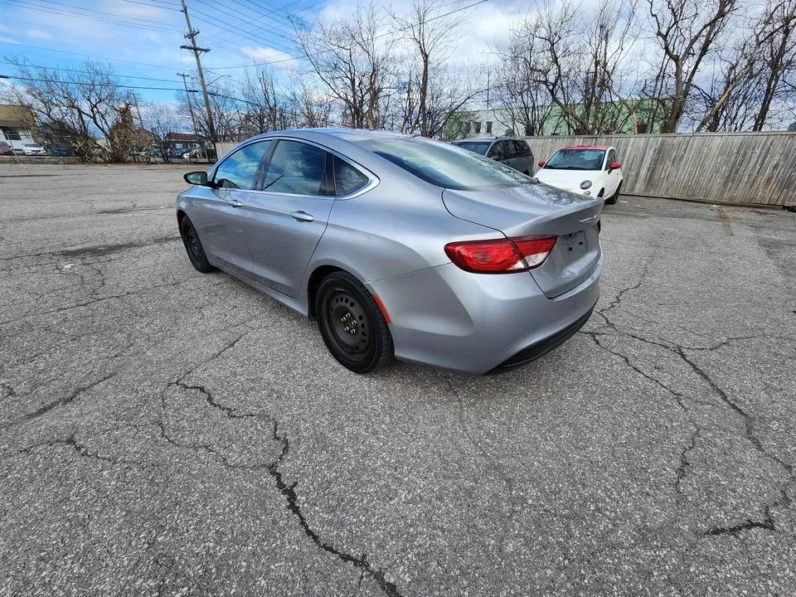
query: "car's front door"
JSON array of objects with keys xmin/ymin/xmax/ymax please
[
  {"xmin": 190, "ymin": 140, "xmax": 273, "ymax": 275},
  {"xmin": 242, "ymin": 139, "xmax": 335, "ymax": 297},
  {"xmin": 604, "ymin": 148, "xmax": 621, "ymax": 196}
]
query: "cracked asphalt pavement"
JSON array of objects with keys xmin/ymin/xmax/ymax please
[{"xmin": 1, "ymin": 164, "xmax": 796, "ymax": 596}]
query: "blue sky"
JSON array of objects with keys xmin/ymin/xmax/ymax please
[
  {"xmin": 0, "ymin": 0, "xmax": 330, "ymax": 103},
  {"xmin": 0, "ymin": 0, "xmax": 514, "ymax": 105}
]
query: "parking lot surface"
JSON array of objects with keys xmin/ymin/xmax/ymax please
[{"xmin": 1, "ymin": 164, "xmax": 795, "ymax": 596}]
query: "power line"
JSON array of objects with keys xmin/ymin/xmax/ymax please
[
  {"xmin": 0, "ymin": 60, "xmax": 182, "ymax": 83},
  {"xmin": 0, "ymin": 43, "xmax": 179, "ymax": 72},
  {"xmin": 2, "ymin": 74, "xmax": 196, "ymax": 92},
  {"xmin": 210, "ymin": 0, "xmax": 492, "ymax": 70},
  {"xmin": 6, "ymin": 0, "xmax": 182, "ymax": 34}
]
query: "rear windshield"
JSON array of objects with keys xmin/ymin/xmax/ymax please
[
  {"xmin": 544, "ymin": 148, "xmax": 605, "ymax": 171},
  {"xmin": 451, "ymin": 141, "xmax": 491, "ymax": 155},
  {"xmin": 361, "ymin": 138, "xmax": 533, "ymax": 190}
]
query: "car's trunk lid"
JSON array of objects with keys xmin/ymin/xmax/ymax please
[{"xmin": 442, "ymin": 183, "xmax": 603, "ymax": 298}]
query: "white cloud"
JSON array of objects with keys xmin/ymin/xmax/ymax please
[
  {"xmin": 0, "ymin": 36, "xmax": 20, "ymax": 45},
  {"xmin": 26, "ymin": 28, "xmax": 53, "ymax": 40},
  {"xmin": 240, "ymin": 46, "xmax": 299, "ymax": 68}
]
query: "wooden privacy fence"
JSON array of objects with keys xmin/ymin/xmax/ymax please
[
  {"xmin": 216, "ymin": 131, "xmax": 796, "ymax": 207},
  {"xmin": 524, "ymin": 132, "xmax": 796, "ymax": 207}
]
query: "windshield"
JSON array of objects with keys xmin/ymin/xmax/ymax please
[
  {"xmin": 544, "ymin": 148, "xmax": 605, "ymax": 171},
  {"xmin": 452, "ymin": 141, "xmax": 491, "ymax": 155},
  {"xmin": 24, "ymin": 143, "xmax": 41, "ymax": 148},
  {"xmin": 361, "ymin": 138, "xmax": 532, "ymax": 190}
]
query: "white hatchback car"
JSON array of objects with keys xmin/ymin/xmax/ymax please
[{"xmin": 535, "ymin": 145, "xmax": 623, "ymax": 204}]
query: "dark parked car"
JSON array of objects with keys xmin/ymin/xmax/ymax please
[
  {"xmin": 451, "ymin": 138, "xmax": 535, "ymax": 175},
  {"xmin": 0, "ymin": 141, "xmax": 14, "ymax": 156},
  {"xmin": 49, "ymin": 145, "xmax": 74, "ymax": 157}
]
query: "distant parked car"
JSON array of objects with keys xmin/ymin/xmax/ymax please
[
  {"xmin": 49, "ymin": 145, "xmax": 74, "ymax": 157},
  {"xmin": 21, "ymin": 143, "xmax": 46, "ymax": 156},
  {"xmin": 450, "ymin": 138, "xmax": 535, "ymax": 175},
  {"xmin": 0, "ymin": 141, "xmax": 14, "ymax": 156},
  {"xmin": 535, "ymin": 145, "xmax": 624, "ymax": 205}
]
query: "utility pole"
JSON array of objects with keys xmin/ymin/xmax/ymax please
[
  {"xmin": 179, "ymin": 0, "xmax": 216, "ymax": 146},
  {"xmin": 178, "ymin": 72, "xmax": 201, "ymax": 162}
]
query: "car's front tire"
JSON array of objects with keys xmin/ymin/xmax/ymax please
[
  {"xmin": 180, "ymin": 215, "xmax": 215, "ymax": 273},
  {"xmin": 316, "ymin": 271, "xmax": 393, "ymax": 374},
  {"xmin": 605, "ymin": 182, "xmax": 622, "ymax": 205}
]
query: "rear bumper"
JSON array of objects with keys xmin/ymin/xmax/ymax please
[
  {"xmin": 368, "ymin": 255, "xmax": 602, "ymax": 375},
  {"xmin": 487, "ymin": 306, "xmax": 594, "ymax": 373}
]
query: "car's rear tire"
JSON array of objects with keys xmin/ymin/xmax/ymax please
[
  {"xmin": 180, "ymin": 215, "xmax": 215, "ymax": 273},
  {"xmin": 316, "ymin": 271, "xmax": 393, "ymax": 374},
  {"xmin": 605, "ymin": 182, "xmax": 622, "ymax": 205}
]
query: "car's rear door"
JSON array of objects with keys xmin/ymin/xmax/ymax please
[
  {"xmin": 241, "ymin": 139, "xmax": 335, "ymax": 297},
  {"xmin": 189, "ymin": 140, "xmax": 273, "ymax": 275}
]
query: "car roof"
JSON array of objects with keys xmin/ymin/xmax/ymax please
[{"xmin": 561, "ymin": 145, "xmax": 610, "ymax": 150}]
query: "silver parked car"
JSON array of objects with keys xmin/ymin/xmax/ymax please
[
  {"xmin": 450, "ymin": 138, "xmax": 535, "ymax": 175},
  {"xmin": 177, "ymin": 129, "xmax": 603, "ymax": 374}
]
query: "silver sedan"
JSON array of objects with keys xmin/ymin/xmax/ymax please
[{"xmin": 177, "ymin": 129, "xmax": 603, "ymax": 374}]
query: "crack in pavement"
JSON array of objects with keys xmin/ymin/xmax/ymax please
[
  {"xmin": 584, "ymin": 260, "xmax": 795, "ymax": 537},
  {"xmin": 160, "ymin": 382, "xmax": 404, "ymax": 596},
  {"xmin": 2, "ymin": 372, "xmax": 117, "ymax": 430},
  {"xmin": 17, "ymin": 432, "xmax": 152, "ymax": 468}
]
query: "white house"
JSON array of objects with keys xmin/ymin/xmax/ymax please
[{"xmin": 0, "ymin": 105, "xmax": 37, "ymax": 152}]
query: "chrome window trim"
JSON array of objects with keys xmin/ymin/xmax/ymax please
[{"xmin": 223, "ymin": 135, "xmax": 380, "ymax": 200}]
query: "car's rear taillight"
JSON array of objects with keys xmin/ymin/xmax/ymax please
[{"xmin": 444, "ymin": 236, "xmax": 557, "ymax": 274}]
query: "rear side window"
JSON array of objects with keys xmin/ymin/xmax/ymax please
[
  {"xmin": 213, "ymin": 141, "xmax": 272, "ymax": 189},
  {"xmin": 333, "ymin": 156, "xmax": 368, "ymax": 196},
  {"xmin": 363, "ymin": 138, "xmax": 534, "ymax": 190},
  {"xmin": 502, "ymin": 141, "xmax": 518, "ymax": 159},
  {"xmin": 514, "ymin": 140, "xmax": 531, "ymax": 157},
  {"xmin": 263, "ymin": 140, "xmax": 332, "ymax": 196}
]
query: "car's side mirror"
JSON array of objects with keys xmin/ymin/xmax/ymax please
[
  {"xmin": 538, "ymin": 160, "xmax": 546, "ymax": 167},
  {"xmin": 609, "ymin": 162, "xmax": 621, "ymax": 170},
  {"xmin": 184, "ymin": 171, "xmax": 209, "ymax": 186}
]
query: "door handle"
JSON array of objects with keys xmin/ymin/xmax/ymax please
[
  {"xmin": 289, "ymin": 211, "xmax": 314, "ymax": 222},
  {"xmin": 229, "ymin": 199, "xmax": 243, "ymax": 208}
]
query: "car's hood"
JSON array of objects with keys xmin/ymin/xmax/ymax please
[
  {"xmin": 535, "ymin": 168, "xmax": 602, "ymax": 185},
  {"xmin": 441, "ymin": 182, "xmax": 602, "ymax": 238}
]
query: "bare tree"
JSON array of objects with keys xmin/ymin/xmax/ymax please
[
  {"xmin": 4, "ymin": 57, "xmax": 136, "ymax": 161},
  {"xmin": 295, "ymin": 1, "xmax": 394, "ymax": 129},
  {"xmin": 144, "ymin": 103, "xmax": 184, "ymax": 162},
  {"xmin": 644, "ymin": 0, "xmax": 739, "ymax": 132},
  {"xmin": 505, "ymin": 0, "xmax": 640, "ymax": 135},
  {"xmin": 753, "ymin": 0, "xmax": 796, "ymax": 129},
  {"xmin": 390, "ymin": 0, "xmax": 482, "ymax": 137},
  {"xmin": 240, "ymin": 68, "xmax": 292, "ymax": 134}
]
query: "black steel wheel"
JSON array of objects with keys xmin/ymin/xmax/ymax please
[
  {"xmin": 316, "ymin": 271, "xmax": 393, "ymax": 374},
  {"xmin": 180, "ymin": 215, "xmax": 215, "ymax": 273}
]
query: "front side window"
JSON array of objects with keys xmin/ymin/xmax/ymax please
[
  {"xmin": 362, "ymin": 138, "xmax": 534, "ymax": 190},
  {"xmin": 544, "ymin": 148, "xmax": 606, "ymax": 171},
  {"xmin": 333, "ymin": 156, "xmax": 369, "ymax": 196},
  {"xmin": 263, "ymin": 140, "xmax": 331, "ymax": 196},
  {"xmin": 213, "ymin": 140, "xmax": 272, "ymax": 189}
]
